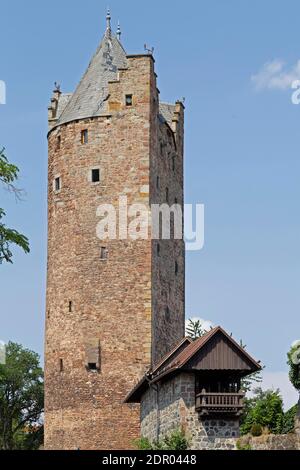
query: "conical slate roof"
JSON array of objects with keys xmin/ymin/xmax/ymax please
[{"xmin": 57, "ymin": 24, "xmax": 127, "ymax": 126}]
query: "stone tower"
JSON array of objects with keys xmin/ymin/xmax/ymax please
[{"xmin": 45, "ymin": 12, "xmax": 185, "ymax": 450}]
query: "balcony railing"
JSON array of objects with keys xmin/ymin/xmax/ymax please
[{"xmin": 195, "ymin": 390, "xmax": 245, "ymax": 416}]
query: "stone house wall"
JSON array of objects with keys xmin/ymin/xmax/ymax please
[{"xmin": 141, "ymin": 372, "xmax": 239, "ymax": 450}]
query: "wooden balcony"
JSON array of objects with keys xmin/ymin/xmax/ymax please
[{"xmin": 195, "ymin": 390, "xmax": 245, "ymax": 417}]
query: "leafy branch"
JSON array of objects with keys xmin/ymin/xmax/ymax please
[{"xmin": 0, "ymin": 147, "xmax": 29, "ymax": 263}]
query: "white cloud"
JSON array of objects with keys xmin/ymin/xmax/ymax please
[
  {"xmin": 185, "ymin": 316, "xmax": 214, "ymax": 334},
  {"xmin": 249, "ymin": 371, "xmax": 299, "ymax": 411},
  {"xmin": 251, "ymin": 59, "xmax": 300, "ymax": 90}
]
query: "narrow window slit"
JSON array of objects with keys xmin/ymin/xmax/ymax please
[
  {"xmin": 81, "ymin": 129, "xmax": 88, "ymax": 144},
  {"xmin": 55, "ymin": 177, "xmax": 61, "ymax": 192}
]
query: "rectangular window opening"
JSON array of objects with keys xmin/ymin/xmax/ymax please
[
  {"xmin": 165, "ymin": 307, "xmax": 170, "ymax": 322},
  {"xmin": 55, "ymin": 177, "xmax": 61, "ymax": 192},
  {"xmin": 125, "ymin": 94, "xmax": 133, "ymax": 106},
  {"xmin": 56, "ymin": 135, "xmax": 61, "ymax": 150},
  {"xmin": 69, "ymin": 301, "xmax": 72, "ymax": 313},
  {"xmin": 100, "ymin": 247, "xmax": 108, "ymax": 260},
  {"xmin": 59, "ymin": 359, "xmax": 63, "ymax": 372},
  {"xmin": 91, "ymin": 168, "xmax": 100, "ymax": 183},
  {"xmin": 81, "ymin": 129, "xmax": 88, "ymax": 144}
]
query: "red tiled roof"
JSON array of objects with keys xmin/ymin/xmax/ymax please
[{"xmin": 151, "ymin": 337, "xmax": 193, "ymax": 375}]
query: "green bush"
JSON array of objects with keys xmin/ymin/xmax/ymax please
[
  {"xmin": 135, "ymin": 429, "xmax": 189, "ymax": 451},
  {"xmin": 250, "ymin": 423, "xmax": 262, "ymax": 437},
  {"xmin": 236, "ymin": 439, "xmax": 252, "ymax": 451},
  {"xmin": 161, "ymin": 430, "xmax": 189, "ymax": 450},
  {"xmin": 135, "ymin": 437, "xmax": 153, "ymax": 450},
  {"xmin": 240, "ymin": 388, "xmax": 284, "ymax": 435},
  {"xmin": 282, "ymin": 405, "xmax": 298, "ymax": 434}
]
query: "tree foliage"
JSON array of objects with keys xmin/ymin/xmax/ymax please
[
  {"xmin": 186, "ymin": 319, "xmax": 208, "ymax": 341},
  {"xmin": 240, "ymin": 388, "xmax": 285, "ymax": 435},
  {"xmin": 282, "ymin": 405, "xmax": 298, "ymax": 434},
  {"xmin": 0, "ymin": 147, "xmax": 29, "ymax": 263},
  {"xmin": 0, "ymin": 342, "xmax": 44, "ymax": 450},
  {"xmin": 287, "ymin": 342, "xmax": 300, "ymax": 392}
]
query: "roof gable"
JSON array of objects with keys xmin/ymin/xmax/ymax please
[
  {"xmin": 168, "ymin": 327, "xmax": 261, "ymax": 373},
  {"xmin": 186, "ymin": 330, "xmax": 257, "ymax": 371}
]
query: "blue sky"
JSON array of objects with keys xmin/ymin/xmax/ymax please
[{"xmin": 1, "ymin": 1, "xmax": 299, "ymax": 407}]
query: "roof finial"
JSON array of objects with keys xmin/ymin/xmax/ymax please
[
  {"xmin": 106, "ymin": 7, "xmax": 111, "ymax": 36},
  {"xmin": 117, "ymin": 21, "xmax": 121, "ymax": 41}
]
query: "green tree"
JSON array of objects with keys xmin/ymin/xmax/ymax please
[
  {"xmin": 282, "ymin": 405, "xmax": 298, "ymax": 434},
  {"xmin": 0, "ymin": 147, "xmax": 29, "ymax": 263},
  {"xmin": 287, "ymin": 341, "xmax": 300, "ymax": 415},
  {"xmin": 240, "ymin": 388, "xmax": 284, "ymax": 435},
  {"xmin": 0, "ymin": 342, "xmax": 44, "ymax": 450},
  {"xmin": 186, "ymin": 318, "xmax": 208, "ymax": 341}
]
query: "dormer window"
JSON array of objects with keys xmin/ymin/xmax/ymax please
[{"xmin": 81, "ymin": 129, "xmax": 88, "ymax": 144}]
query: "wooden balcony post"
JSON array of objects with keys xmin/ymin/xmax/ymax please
[{"xmin": 201, "ymin": 388, "xmax": 206, "ymax": 407}]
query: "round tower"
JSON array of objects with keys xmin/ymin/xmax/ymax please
[{"xmin": 45, "ymin": 13, "xmax": 185, "ymax": 450}]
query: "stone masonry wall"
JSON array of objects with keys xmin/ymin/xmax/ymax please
[
  {"xmin": 238, "ymin": 433, "xmax": 300, "ymax": 450},
  {"xmin": 45, "ymin": 53, "xmax": 185, "ymax": 450},
  {"xmin": 150, "ymin": 99, "xmax": 185, "ymax": 365},
  {"xmin": 141, "ymin": 373, "xmax": 239, "ymax": 450}
]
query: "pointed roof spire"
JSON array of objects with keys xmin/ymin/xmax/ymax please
[
  {"xmin": 106, "ymin": 8, "xmax": 111, "ymax": 37},
  {"xmin": 55, "ymin": 14, "xmax": 127, "ymax": 127},
  {"xmin": 117, "ymin": 21, "xmax": 121, "ymax": 41}
]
